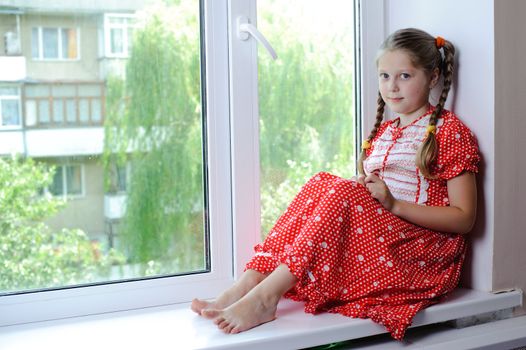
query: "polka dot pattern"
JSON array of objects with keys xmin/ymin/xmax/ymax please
[{"xmin": 245, "ymin": 110, "xmax": 480, "ymax": 340}]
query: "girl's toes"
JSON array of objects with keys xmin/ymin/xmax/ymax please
[
  {"xmin": 218, "ymin": 319, "xmax": 229, "ymax": 330},
  {"xmin": 225, "ymin": 323, "xmax": 236, "ymax": 334},
  {"xmin": 202, "ymin": 309, "xmax": 220, "ymax": 320},
  {"xmin": 214, "ymin": 316, "xmax": 225, "ymax": 326}
]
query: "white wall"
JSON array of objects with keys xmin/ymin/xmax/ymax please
[
  {"xmin": 494, "ymin": 0, "xmax": 526, "ymax": 314},
  {"xmin": 373, "ymin": 0, "xmax": 496, "ymax": 291}
]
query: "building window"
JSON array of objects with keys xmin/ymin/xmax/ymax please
[
  {"xmin": 49, "ymin": 164, "xmax": 84, "ymax": 197},
  {"xmin": 104, "ymin": 14, "xmax": 135, "ymax": 57},
  {"xmin": 31, "ymin": 27, "xmax": 79, "ymax": 60},
  {"xmin": 24, "ymin": 83, "xmax": 104, "ymax": 127},
  {"xmin": 0, "ymin": 87, "xmax": 21, "ymax": 127}
]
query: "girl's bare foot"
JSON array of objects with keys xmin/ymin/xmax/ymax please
[
  {"xmin": 201, "ymin": 264, "xmax": 297, "ymax": 334},
  {"xmin": 191, "ymin": 269, "xmax": 266, "ymax": 315},
  {"xmin": 201, "ymin": 290, "xmax": 279, "ymax": 334}
]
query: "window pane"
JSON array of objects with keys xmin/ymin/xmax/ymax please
[
  {"xmin": 42, "ymin": 28, "xmax": 58, "ymax": 59},
  {"xmin": 91, "ymin": 99, "xmax": 102, "ymax": 122},
  {"xmin": 38, "ymin": 100, "xmax": 50, "ymax": 123},
  {"xmin": 0, "ymin": 87, "xmax": 17, "ymax": 95},
  {"xmin": 1, "ymin": 99, "xmax": 20, "ymax": 126},
  {"xmin": 53, "ymin": 100, "xmax": 64, "ymax": 123},
  {"xmin": 79, "ymin": 99, "xmax": 89, "ymax": 122},
  {"xmin": 0, "ymin": 0, "xmax": 207, "ymax": 296},
  {"xmin": 110, "ymin": 28, "xmax": 124, "ymax": 54},
  {"xmin": 66, "ymin": 165, "xmax": 82, "ymax": 195},
  {"xmin": 66, "ymin": 99, "xmax": 76, "ymax": 122},
  {"xmin": 26, "ymin": 85, "xmax": 49, "ymax": 97},
  {"xmin": 257, "ymin": 0, "xmax": 356, "ymax": 236},
  {"xmin": 50, "ymin": 166, "xmax": 64, "ymax": 196},
  {"xmin": 62, "ymin": 28, "xmax": 78, "ymax": 59},
  {"xmin": 25, "ymin": 100, "xmax": 37, "ymax": 126}
]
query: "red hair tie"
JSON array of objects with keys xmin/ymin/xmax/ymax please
[{"xmin": 435, "ymin": 36, "xmax": 446, "ymax": 49}]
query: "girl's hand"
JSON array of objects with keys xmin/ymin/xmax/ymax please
[
  {"xmin": 351, "ymin": 174, "xmax": 366, "ymax": 186},
  {"xmin": 364, "ymin": 173, "xmax": 397, "ymax": 211}
]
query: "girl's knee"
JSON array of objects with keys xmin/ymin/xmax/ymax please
[{"xmin": 308, "ymin": 171, "xmax": 337, "ymax": 183}]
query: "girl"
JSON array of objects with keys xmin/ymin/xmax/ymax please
[{"xmin": 191, "ymin": 28, "xmax": 480, "ymax": 341}]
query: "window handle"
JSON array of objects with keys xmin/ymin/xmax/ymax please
[{"xmin": 237, "ymin": 16, "xmax": 277, "ymax": 60}]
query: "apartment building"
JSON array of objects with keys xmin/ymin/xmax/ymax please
[{"xmin": 0, "ymin": 0, "xmax": 146, "ymax": 246}]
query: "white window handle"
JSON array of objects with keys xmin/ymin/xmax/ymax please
[{"xmin": 237, "ymin": 16, "xmax": 277, "ymax": 60}]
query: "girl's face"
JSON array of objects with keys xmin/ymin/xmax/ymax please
[{"xmin": 377, "ymin": 49, "xmax": 439, "ymax": 123}]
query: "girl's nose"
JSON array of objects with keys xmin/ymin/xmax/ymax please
[{"xmin": 388, "ymin": 79, "xmax": 399, "ymax": 92}]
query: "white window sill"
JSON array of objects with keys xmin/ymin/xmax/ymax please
[{"xmin": 0, "ymin": 288, "xmax": 521, "ymax": 350}]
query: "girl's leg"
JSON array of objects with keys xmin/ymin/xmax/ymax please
[
  {"xmin": 191, "ymin": 269, "xmax": 267, "ymax": 315},
  {"xmin": 202, "ymin": 264, "xmax": 297, "ymax": 334}
]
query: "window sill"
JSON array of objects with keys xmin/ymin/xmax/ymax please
[{"xmin": 0, "ymin": 288, "xmax": 521, "ymax": 350}]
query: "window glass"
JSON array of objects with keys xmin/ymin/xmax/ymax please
[
  {"xmin": 50, "ymin": 166, "xmax": 64, "ymax": 196},
  {"xmin": 111, "ymin": 28, "xmax": 124, "ymax": 54},
  {"xmin": 38, "ymin": 100, "xmax": 50, "ymax": 123},
  {"xmin": 62, "ymin": 28, "xmax": 78, "ymax": 59},
  {"xmin": 0, "ymin": 0, "xmax": 207, "ymax": 296},
  {"xmin": 66, "ymin": 99, "xmax": 76, "ymax": 122},
  {"xmin": 53, "ymin": 100, "xmax": 64, "ymax": 123},
  {"xmin": 42, "ymin": 28, "xmax": 58, "ymax": 59},
  {"xmin": 79, "ymin": 99, "xmax": 89, "ymax": 122},
  {"xmin": 257, "ymin": 0, "xmax": 355, "ymax": 236},
  {"xmin": 1, "ymin": 99, "xmax": 20, "ymax": 126},
  {"xmin": 66, "ymin": 165, "xmax": 82, "ymax": 195}
]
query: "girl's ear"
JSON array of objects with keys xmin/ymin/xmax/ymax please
[{"xmin": 429, "ymin": 68, "xmax": 440, "ymax": 88}]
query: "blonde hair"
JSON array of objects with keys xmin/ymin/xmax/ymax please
[{"xmin": 358, "ymin": 28, "xmax": 455, "ymax": 178}]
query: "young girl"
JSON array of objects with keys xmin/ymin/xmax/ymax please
[{"xmin": 191, "ymin": 28, "xmax": 480, "ymax": 341}]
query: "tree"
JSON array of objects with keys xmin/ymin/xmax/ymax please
[
  {"xmin": 0, "ymin": 157, "xmax": 119, "ymax": 292},
  {"xmin": 258, "ymin": 1, "xmax": 356, "ymax": 235},
  {"xmin": 103, "ymin": 3, "xmax": 205, "ymax": 271}
]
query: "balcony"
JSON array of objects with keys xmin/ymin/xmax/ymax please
[{"xmin": 0, "ymin": 56, "xmax": 26, "ymax": 81}]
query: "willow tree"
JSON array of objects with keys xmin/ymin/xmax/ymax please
[
  {"xmin": 258, "ymin": 0, "xmax": 355, "ymax": 234},
  {"xmin": 103, "ymin": 3, "xmax": 204, "ymax": 271}
]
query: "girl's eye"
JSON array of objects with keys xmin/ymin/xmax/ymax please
[
  {"xmin": 379, "ymin": 73, "xmax": 389, "ymax": 79},
  {"xmin": 400, "ymin": 73, "xmax": 411, "ymax": 79}
]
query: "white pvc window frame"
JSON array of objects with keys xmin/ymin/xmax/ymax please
[
  {"xmin": 31, "ymin": 27, "xmax": 81, "ymax": 61},
  {"xmin": 103, "ymin": 13, "xmax": 136, "ymax": 58},
  {"xmin": 0, "ymin": 86, "xmax": 22, "ymax": 128},
  {"xmin": 0, "ymin": 0, "xmax": 385, "ymax": 327},
  {"xmin": 48, "ymin": 163, "xmax": 86, "ymax": 199},
  {"xmin": 0, "ymin": 0, "xmax": 234, "ymax": 326}
]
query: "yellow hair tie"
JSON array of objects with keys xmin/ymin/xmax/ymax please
[
  {"xmin": 426, "ymin": 125, "xmax": 437, "ymax": 135},
  {"xmin": 361, "ymin": 140, "xmax": 371, "ymax": 150}
]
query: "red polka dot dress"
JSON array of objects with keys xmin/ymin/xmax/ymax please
[{"xmin": 245, "ymin": 106, "xmax": 480, "ymax": 340}]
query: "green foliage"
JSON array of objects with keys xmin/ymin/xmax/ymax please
[
  {"xmin": 258, "ymin": 1, "xmax": 355, "ymax": 235},
  {"xmin": 0, "ymin": 157, "xmax": 122, "ymax": 292},
  {"xmin": 104, "ymin": 2, "xmax": 205, "ymax": 269},
  {"xmin": 104, "ymin": 0, "xmax": 355, "ymax": 265}
]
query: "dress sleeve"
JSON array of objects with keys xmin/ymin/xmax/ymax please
[{"xmin": 435, "ymin": 118, "xmax": 480, "ymax": 180}]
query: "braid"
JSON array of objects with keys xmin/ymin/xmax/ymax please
[
  {"xmin": 358, "ymin": 92, "xmax": 385, "ymax": 175},
  {"xmin": 416, "ymin": 40, "xmax": 456, "ymax": 178}
]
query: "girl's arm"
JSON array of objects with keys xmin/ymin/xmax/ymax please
[{"xmin": 364, "ymin": 172, "xmax": 477, "ymax": 234}]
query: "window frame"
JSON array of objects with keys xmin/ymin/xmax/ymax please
[
  {"xmin": 47, "ymin": 163, "xmax": 85, "ymax": 199},
  {"xmin": 103, "ymin": 13, "xmax": 136, "ymax": 58},
  {"xmin": 31, "ymin": 26, "xmax": 80, "ymax": 61},
  {"xmin": 0, "ymin": 0, "xmax": 385, "ymax": 327},
  {"xmin": 0, "ymin": 86, "xmax": 22, "ymax": 128},
  {"xmin": 0, "ymin": 0, "xmax": 234, "ymax": 326}
]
